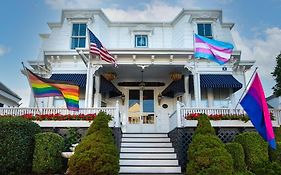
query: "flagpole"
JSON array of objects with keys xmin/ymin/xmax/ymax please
[
  {"xmin": 21, "ymin": 62, "xmax": 41, "ymax": 114},
  {"xmin": 234, "ymin": 66, "xmax": 258, "ymax": 109}
]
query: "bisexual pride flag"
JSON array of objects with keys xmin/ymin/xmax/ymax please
[
  {"xmin": 240, "ymin": 73, "xmax": 276, "ymax": 149},
  {"xmin": 194, "ymin": 34, "xmax": 234, "ymax": 65}
]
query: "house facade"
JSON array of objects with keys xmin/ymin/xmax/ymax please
[
  {"xmin": 0, "ymin": 82, "xmax": 21, "ymax": 107},
  {"xmin": 28, "ymin": 9, "xmax": 255, "ymax": 133}
]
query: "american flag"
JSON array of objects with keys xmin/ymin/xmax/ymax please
[{"xmin": 88, "ymin": 28, "xmax": 117, "ymax": 66}]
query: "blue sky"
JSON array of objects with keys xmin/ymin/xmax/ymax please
[{"xmin": 0, "ymin": 0, "xmax": 280, "ymax": 106}]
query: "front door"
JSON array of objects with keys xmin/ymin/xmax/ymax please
[{"xmin": 126, "ymin": 89, "xmax": 156, "ymax": 133}]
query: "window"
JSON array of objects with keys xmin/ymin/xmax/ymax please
[
  {"xmin": 135, "ymin": 35, "xmax": 148, "ymax": 47},
  {"xmin": 197, "ymin": 23, "xmax": 212, "ymax": 38},
  {"xmin": 0, "ymin": 103, "xmax": 3, "ymax": 107},
  {"xmin": 71, "ymin": 23, "xmax": 86, "ymax": 49},
  {"xmin": 213, "ymin": 88, "xmax": 230, "ymax": 108}
]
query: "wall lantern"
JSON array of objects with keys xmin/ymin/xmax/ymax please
[
  {"xmin": 170, "ymin": 72, "xmax": 182, "ymax": 81},
  {"xmin": 103, "ymin": 72, "xmax": 116, "ymax": 81},
  {"xmin": 121, "ymin": 94, "xmax": 125, "ymax": 105},
  {"xmin": 157, "ymin": 93, "xmax": 162, "ymax": 105}
]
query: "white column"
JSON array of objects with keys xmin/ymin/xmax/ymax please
[
  {"xmin": 176, "ymin": 101, "xmax": 182, "ymax": 127},
  {"xmin": 184, "ymin": 75, "xmax": 191, "ymax": 107},
  {"xmin": 84, "ymin": 62, "xmax": 91, "ymax": 107},
  {"xmin": 194, "ymin": 72, "xmax": 201, "ymax": 107},
  {"xmin": 87, "ymin": 67, "xmax": 94, "ymax": 107},
  {"xmin": 114, "ymin": 101, "xmax": 120, "ymax": 127},
  {"xmin": 93, "ymin": 74, "xmax": 101, "ymax": 107}
]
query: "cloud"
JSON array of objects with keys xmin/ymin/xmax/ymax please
[
  {"xmin": 232, "ymin": 27, "xmax": 281, "ymax": 96},
  {"xmin": 45, "ymin": 0, "xmax": 104, "ymax": 9},
  {"xmin": 0, "ymin": 45, "xmax": 9, "ymax": 57}
]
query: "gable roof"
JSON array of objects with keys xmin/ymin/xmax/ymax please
[{"xmin": 0, "ymin": 82, "xmax": 21, "ymax": 100}]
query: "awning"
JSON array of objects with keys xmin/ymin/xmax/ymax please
[
  {"xmin": 189, "ymin": 74, "xmax": 242, "ymax": 92},
  {"xmin": 100, "ymin": 76, "xmax": 122, "ymax": 97},
  {"xmin": 49, "ymin": 74, "xmax": 87, "ymax": 88},
  {"xmin": 161, "ymin": 77, "xmax": 185, "ymax": 97},
  {"xmin": 50, "ymin": 74, "xmax": 122, "ymax": 97}
]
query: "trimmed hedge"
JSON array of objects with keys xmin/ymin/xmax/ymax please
[
  {"xmin": 225, "ymin": 142, "xmax": 246, "ymax": 172},
  {"xmin": 68, "ymin": 112, "xmax": 119, "ymax": 175},
  {"xmin": 254, "ymin": 161, "xmax": 281, "ymax": 175},
  {"xmin": 32, "ymin": 132, "xmax": 64, "ymax": 174},
  {"xmin": 234, "ymin": 132, "xmax": 269, "ymax": 171},
  {"xmin": 274, "ymin": 127, "xmax": 281, "ymax": 142},
  {"xmin": 269, "ymin": 141, "xmax": 281, "ymax": 163},
  {"xmin": 193, "ymin": 114, "xmax": 215, "ymax": 136},
  {"xmin": 186, "ymin": 134, "xmax": 234, "ymax": 175},
  {"xmin": 0, "ymin": 117, "xmax": 41, "ymax": 175}
]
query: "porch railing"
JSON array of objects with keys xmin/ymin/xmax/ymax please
[{"xmin": 0, "ymin": 101, "xmax": 121, "ymax": 127}]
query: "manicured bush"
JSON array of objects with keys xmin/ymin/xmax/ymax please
[
  {"xmin": 193, "ymin": 114, "xmax": 215, "ymax": 136},
  {"xmin": 225, "ymin": 142, "xmax": 246, "ymax": 172},
  {"xmin": 274, "ymin": 127, "xmax": 281, "ymax": 142},
  {"xmin": 269, "ymin": 141, "xmax": 281, "ymax": 163},
  {"xmin": 0, "ymin": 117, "xmax": 41, "ymax": 175},
  {"xmin": 186, "ymin": 134, "xmax": 234, "ymax": 175},
  {"xmin": 234, "ymin": 132, "xmax": 269, "ymax": 171},
  {"xmin": 32, "ymin": 132, "xmax": 64, "ymax": 174},
  {"xmin": 234, "ymin": 171, "xmax": 255, "ymax": 175},
  {"xmin": 254, "ymin": 161, "xmax": 281, "ymax": 175},
  {"xmin": 68, "ymin": 112, "xmax": 119, "ymax": 175}
]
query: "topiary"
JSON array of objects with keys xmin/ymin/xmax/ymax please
[
  {"xmin": 193, "ymin": 114, "xmax": 215, "ymax": 137},
  {"xmin": 225, "ymin": 142, "xmax": 246, "ymax": 172},
  {"xmin": 186, "ymin": 134, "xmax": 234, "ymax": 175},
  {"xmin": 269, "ymin": 141, "xmax": 281, "ymax": 163},
  {"xmin": 274, "ymin": 127, "xmax": 281, "ymax": 142},
  {"xmin": 86, "ymin": 112, "xmax": 112, "ymax": 136},
  {"xmin": 234, "ymin": 132, "xmax": 269, "ymax": 171},
  {"xmin": 254, "ymin": 161, "xmax": 281, "ymax": 175},
  {"xmin": 32, "ymin": 132, "xmax": 64, "ymax": 174},
  {"xmin": 0, "ymin": 117, "xmax": 41, "ymax": 175},
  {"xmin": 68, "ymin": 113, "xmax": 119, "ymax": 175}
]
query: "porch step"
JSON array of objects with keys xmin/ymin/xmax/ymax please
[
  {"xmin": 122, "ymin": 137, "xmax": 170, "ymax": 142},
  {"xmin": 120, "ymin": 153, "xmax": 177, "ymax": 159},
  {"xmin": 121, "ymin": 142, "xmax": 172, "ymax": 147},
  {"xmin": 122, "ymin": 133, "xmax": 168, "ymax": 138},
  {"xmin": 119, "ymin": 133, "xmax": 181, "ymax": 174}
]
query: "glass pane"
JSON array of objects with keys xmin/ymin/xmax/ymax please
[
  {"xmin": 128, "ymin": 90, "xmax": 140, "ymax": 124},
  {"xmin": 79, "ymin": 24, "xmax": 86, "ymax": 36},
  {"xmin": 71, "ymin": 38, "xmax": 78, "ymax": 49},
  {"xmin": 135, "ymin": 35, "xmax": 148, "ymax": 47},
  {"xmin": 201, "ymin": 88, "xmax": 208, "ymax": 107},
  {"xmin": 197, "ymin": 24, "xmax": 204, "ymax": 36},
  {"xmin": 205, "ymin": 24, "xmax": 212, "ymax": 37},
  {"xmin": 78, "ymin": 38, "xmax": 86, "ymax": 48},
  {"xmin": 143, "ymin": 90, "xmax": 154, "ymax": 112},
  {"xmin": 72, "ymin": 24, "xmax": 79, "ymax": 36}
]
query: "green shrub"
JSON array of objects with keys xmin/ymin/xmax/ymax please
[
  {"xmin": 64, "ymin": 128, "xmax": 81, "ymax": 151},
  {"xmin": 68, "ymin": 112, "xmax": 119, "ymax": 175},
  {"xmin": 186, "ymin": 134, "xmax": 234, "ymax": 175},
  {"xmin": 254, "ymin": 161, "xmax": 281, "ymax": 175},
  {"xmin": 86, "ymin": 112, "xmax": 112, "ymax": 136},
  {"xmin": 32, "ymin": 132, "xmax": 64, "ymax": 174},
  {"xmin": 193, "ymin": 114, "xmax": 215, "ymax": 136},
  {"xmin": 274, "ymin": 127, "xmax": 281, "ymax": 142},
  {"xmin": 269, "ymin": 141, "xmax": 281, "ymax": 163},
  {"xmin": 234, "ymin": 132, "xmax": 269, "ymax": 170},
  {"xmin": 225, "ymin": 142, "xmax": 246, "ymax": 172},
  {"xmin": 234, "ymin": 170, "xmax": 255, "ymax": 175},
  {"xmin": 0, "ymin": 117, "xmax": 41, "ymax": 175}
]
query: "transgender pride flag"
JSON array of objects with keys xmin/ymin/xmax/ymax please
[
  {"xmin": 194, "ymin": 34, "xmax": 234, "ymax": 65},
  {"xmin": 240, "ymin": 73, "xmax": 276, "ymax": 149}
]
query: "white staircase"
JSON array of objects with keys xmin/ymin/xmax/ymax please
[{"xmin": 119, "ymin": 133, "xmax": 182, "ymax": 175}]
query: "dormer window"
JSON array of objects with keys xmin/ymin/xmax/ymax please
[
  {"xmin": 71, "ymin": 23, "xmax": 86, "ymax": 49},
  {"xmin": 135, "ymin": 35, "xmax": 148, "ymax": 47},
  {"xmin": 197, "ymin": 23, "xmax": 212, "ymax": 38}
]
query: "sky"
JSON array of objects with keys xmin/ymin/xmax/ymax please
[{"xmin": 0, "ymin": 0, "xmax": 280, "ymax": 107}]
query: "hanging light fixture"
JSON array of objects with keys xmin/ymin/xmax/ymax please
[{"xmin": 139, "ymin": 69, "xmax": 145, "ymax": 91}]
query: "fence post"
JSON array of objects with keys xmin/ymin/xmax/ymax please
[
  {"xmin": 177, "ymin": 101, "xmax": 182, "ymax": 127},
  {"xmin": 114, "ymin": 101, "xmax": 120, "ymax": 127}
]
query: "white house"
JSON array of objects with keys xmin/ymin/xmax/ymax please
[
  {"xmin": 27, "ymin": 9, "xmax": 255, "ymax": 133},
  {"xmin": 0, "ymin": 82, "xmax": 21, "ymax": 107}
]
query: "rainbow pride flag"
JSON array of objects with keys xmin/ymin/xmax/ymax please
[
  {"xmin": 26, "ymin": 68, "xmax": 80, "ymax": 111},
  {"xmin": 194, "ymin": 34, "xmax": 234, "ymax": 65},
  {"xmin": 240, "ymin": 73, "xmax": 276, "ymax": 149}
]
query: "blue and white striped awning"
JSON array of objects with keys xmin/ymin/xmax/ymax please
[
  {"xmin": 200, "ymin": 74, "xmax": 242, "ymax": 91},
  {"xmin": 50, "ymin": 74, "xmax": 87, "ymax": 88}
]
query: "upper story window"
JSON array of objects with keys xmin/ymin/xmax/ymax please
[
  {"xmin": 135, "ymin": 35, "xmax": 148, "ymax": 47},
  {"xmin": 197, "ymin": 23, "xmax": 212, "ymax": 38},
  {"xmin": 71, "ymin": 23, "xmax": 86, "ymax": 49}
]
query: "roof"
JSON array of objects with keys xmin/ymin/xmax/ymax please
[{"xmin": 0, "ymin": 82, "xmax": 21, "ymax": 100}]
